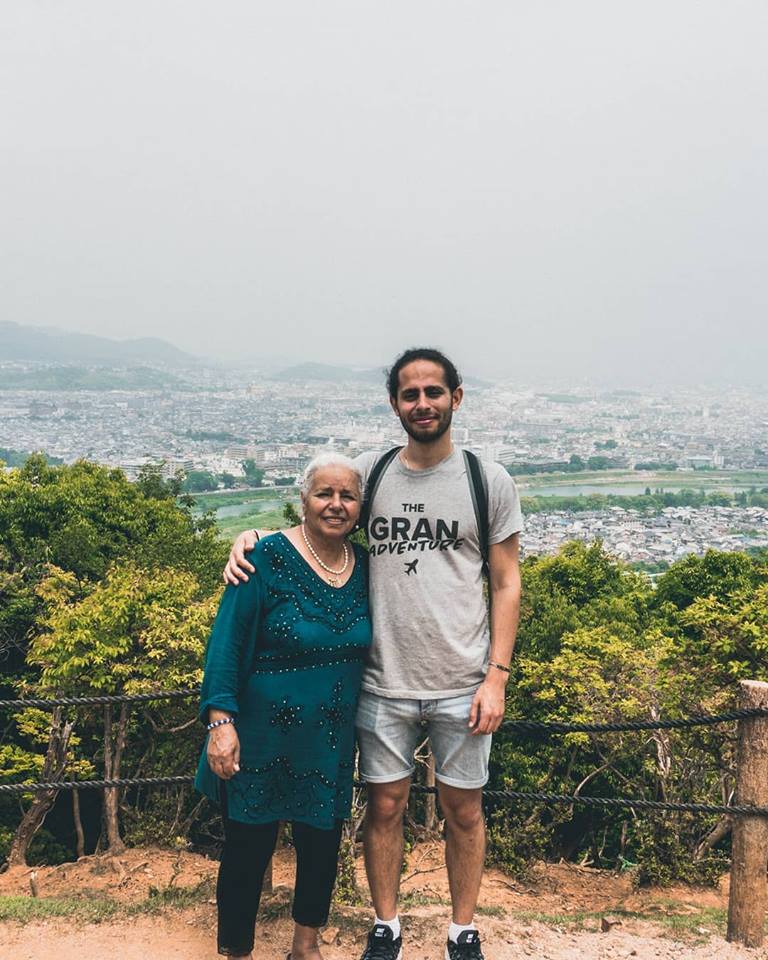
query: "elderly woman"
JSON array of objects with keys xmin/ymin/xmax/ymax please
[{"xmin": 195, "ymin": 453, "xmax": 370, "ymax": 960}]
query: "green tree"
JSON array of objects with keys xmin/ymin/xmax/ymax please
[
  {"xmin": 653, "ymin": 551, "xmax": 760, "ymax": 612},
  {"xmin": 27, "ymin": 563, "xmax": 218, "ymax": 853},
  {"xmin": 0, "ymin": 457, "xmax": 224, "ymax": 651},
  {"xmin": 241, "ymin": 460, "xmax": 265, "ymax": 488},
  {"xmin": 283, "ymin": 502, "xmax": 301, "ymax": 526},
  {"xmin": 0, "ymin": 458, "xmax": 225, "ymax": 862},
  {"xmin": 135, "ymin": 462, "xmax": 185, "ymax": 501},
  {"xmin": 489, "ymin": 543, "xmax": 750, "ymax": 883},
  {"xmin": 2, "ymin": 708, "xmax": 94, "ymax": 867},
  {"xmin": 181, "ymin": 470, "xmax": 218, "ymax": 493},
  {"xmin": 675, "ymin": 582, "xmax": 768, "ymax": 693}
]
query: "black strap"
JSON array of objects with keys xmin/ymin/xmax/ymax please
[
  {"xmin": 360, "ymin": 447, "xmax": 490, "ymax": 580},
  {"xmin": 463, "ymin": 449, "xmax": 490, "ymax": 576},
  {"xmin": 358, "ymin": 446, "xmax": 402, "ymax": 533}
]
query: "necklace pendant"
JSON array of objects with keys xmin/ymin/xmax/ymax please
[{"xmin": 300, "ymin": 524, "xmax": 350, "ymax": 581}]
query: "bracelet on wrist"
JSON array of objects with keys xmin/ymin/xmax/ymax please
[
  {"xmin": 488, "ymin": 660, "xmax": 511, "ymax": 674},
  {"xmin": 206, "ymin": 716, "xmax": 236, "ymax": 731}
]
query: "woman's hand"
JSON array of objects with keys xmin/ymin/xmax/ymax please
[{"xmin": 206, "ymin": 722, "xmax": 241, "ymax": 779}]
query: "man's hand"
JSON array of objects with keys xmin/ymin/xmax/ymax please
[
  {"xmin": 468, "ymin": 673, "xmax": 506, "ymax": 735},
  {"xmin": 206, "ymin": 723, "xmax": 241, "ymax": 779},
  {"xmin": 223, "ymin": 530, "xmax": 259, "ymax": 585}
]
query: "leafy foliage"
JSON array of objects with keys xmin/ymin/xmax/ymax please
[
  {"xmin": 487, "ymin": 542, "xmax": 768, "ymax": 884},
  {"xmin": 2, "ymin": 456, "xmax": 768, "ymax": 882},
  {"xmin": 0, "ymin": 458, "xmax": 226, "ymax": 862},
  {"xmin": 30, "ymin": 564, "xmax": 217, "ymax": 695}
]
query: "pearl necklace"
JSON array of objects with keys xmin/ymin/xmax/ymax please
[{"xmin": 301, "ymin": 524, "xmax": 349, "ymax": 586}]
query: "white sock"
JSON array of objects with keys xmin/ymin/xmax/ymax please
[
  {"xmin": 375, "ymin": 915, "xmax": 401, "ymax": 939},
  {"xmin": 448, "ymin": 922, "xmax": 477, "ymax": 944}
]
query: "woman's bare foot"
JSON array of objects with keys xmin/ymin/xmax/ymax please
[{"xmin": 291, "ymin": 922, "xmax": 323, "ymax": 960}]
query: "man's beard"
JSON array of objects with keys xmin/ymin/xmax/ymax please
[{"xmin": 399, "ymin": 408, "xmax": 453, "ymax": 444}]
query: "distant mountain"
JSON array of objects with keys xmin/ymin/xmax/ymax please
[
  {"xmin": 272, "ymin": 362, "xmax": 382, "ymax": 383},
  {"xmin": 0, "ymin": 321, "xmax": 198, "ymax": 367},
  {"xmin": 273, "ymin": 361, "xmax": 492, "ymax": 389},
  {"xmin": 0, "ymin": 365, "xmax": 188, "ymax": 392}
]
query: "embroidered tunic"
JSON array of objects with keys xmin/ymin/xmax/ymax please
[{"xmin": 195, "ymin": 533, "xmax": 370, "ymax": 829}]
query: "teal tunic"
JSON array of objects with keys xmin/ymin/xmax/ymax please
[{"xmin": 195, "ymin": 533, "xmax": 370, "ymax": 829}]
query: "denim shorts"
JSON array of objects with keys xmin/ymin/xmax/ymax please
[{"xmin": 355, "ymin": 689, "xmax": 491, "ymax": 789}]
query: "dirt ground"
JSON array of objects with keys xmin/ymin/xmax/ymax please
[{"xmin": 0, "ymin": 844, "xmax": 764, "ymax": 960}]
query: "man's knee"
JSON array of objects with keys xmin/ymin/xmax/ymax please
[
  {"xmin": 365, "ymin": 780, "xmax": 410, "ymax": 826},
  {"xmin": 439, "ymin": 788, "xmax": 484, "ymax": 833}
]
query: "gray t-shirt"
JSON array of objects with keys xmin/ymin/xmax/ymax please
[{"xmin": 355, "ymin": 449, "xmax": 523, "ymax": 699}]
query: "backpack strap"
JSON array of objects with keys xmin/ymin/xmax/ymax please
[
  {"xmin": 359, "ymin": 446, "xmax": 402, "ymax": 534},
  {"xmin": 463, "ymin": 449, "xmax": 490, "ymax": 577}
]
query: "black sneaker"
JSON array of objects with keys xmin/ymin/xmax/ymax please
[
  {"xmin": 360, "ymin": 923, "xmax": 403, "ymax": 960},
  {"xmin": 445, "ymin": 929, "xmax": 484, "ymax": 960}
]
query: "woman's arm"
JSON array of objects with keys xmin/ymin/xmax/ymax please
[{"xmin": 200, "ymin": 561, "xmax": 264, "ymax": 776}]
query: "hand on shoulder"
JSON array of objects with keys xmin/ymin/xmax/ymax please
[{"xmin": 223, "ymin": 528, "xmax": 274, "ymax": 585}]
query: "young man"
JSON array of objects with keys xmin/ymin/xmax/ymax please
[{"xmin": 224, "ymin": 348, "xmax": 522, "ymax": 960}]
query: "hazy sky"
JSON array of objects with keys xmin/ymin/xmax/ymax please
[{"xmin": 3, "ymin": 2, "xmax": 767, "ymax": 383}]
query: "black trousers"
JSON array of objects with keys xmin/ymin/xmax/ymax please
[{"xmin": 217, "ymin": 788, "xmax": 343, "ymax": 956}]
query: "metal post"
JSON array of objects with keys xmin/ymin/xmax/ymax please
[{"xmin": 727, "ymin": 680, "xmax": 768, "ymax": 947}]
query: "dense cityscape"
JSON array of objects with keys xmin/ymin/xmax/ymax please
[{"xmin": 2, "ymin": 360, "xmax": 768, "ymax": 568}]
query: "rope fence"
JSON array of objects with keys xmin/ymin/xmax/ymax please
[
  {"xmin": 0, "ymin": 774, "xmax": 766, "ymax": 818},
  {"xmin": 0, "ymin": 690, "xmax": 198, "ymax": 710},
  {"xmin": 2, "ymin": 689, "xmax": 768, "ymax": 816},
  {"xmin": 3, "ymin": 689, "xmax": 768, "ymax": 734}
]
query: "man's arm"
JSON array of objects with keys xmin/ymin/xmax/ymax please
[{"xmin": 468, "ymin": 532, "xmax": 521, "ymax": 735}]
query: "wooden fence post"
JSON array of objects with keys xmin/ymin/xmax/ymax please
[{"xmin": 727, "ymin": 679, "xmax": 768, "ymax": 947}]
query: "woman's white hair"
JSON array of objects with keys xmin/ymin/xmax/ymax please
[{"xmin": 299, "ymin": 452, "xmax": 364, "ymax": 500}]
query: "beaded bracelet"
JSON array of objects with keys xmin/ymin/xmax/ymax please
[{"xmin": 206, "ymin": 716, "xmax": 236, "ymax": 731}]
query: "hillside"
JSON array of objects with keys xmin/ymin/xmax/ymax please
[
  {"xmin": 0, "ymin": 364, "xmax": 188, "ymax": 391},
  {"xmin": 0, "ymin": 321, "xmax": 197, "ymax": 367}
]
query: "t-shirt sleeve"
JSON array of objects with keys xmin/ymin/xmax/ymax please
[
  {"xmin": 198, "ymin": 557, "xmax": 264, "ymax": 723},
  {"xmin": 353, "ymin": 451, "xmax": 378, "ymax": 487},
  {"xmin": 486, "ymin": 462, "xmax": 524, "ymax": 545}
]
